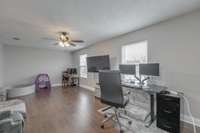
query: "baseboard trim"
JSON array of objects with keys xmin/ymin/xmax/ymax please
[
  {"xmin": 80, "ymin": 84, "xmax": 95, "ymax": 91},
  {"xmin": 181, "ymin": 114, "xmax": 200, "ymax": 127}
]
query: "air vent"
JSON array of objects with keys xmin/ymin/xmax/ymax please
[{"xmin": 13, "ymin": 37, "xmax": 20, "ymax": 40}]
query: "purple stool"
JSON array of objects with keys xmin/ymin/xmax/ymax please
[{"xmin": 35, "ymin": 74, "xmax": 51, "ymax": 92}]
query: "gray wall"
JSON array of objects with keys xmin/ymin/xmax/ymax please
[
  {"xmin": 72, "ymin": 10, "xmax": 200, "ymax": 122},
  {"xmin": 4, "ymin": 45, "xmax": 73, "ymax": 86},
  {"xmin": 0, "ymin": 44, "xmax": 4, "ymax": 87}
]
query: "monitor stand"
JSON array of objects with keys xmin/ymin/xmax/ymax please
[{"xmin": 135, "ymin": 75, "xmax": 150, "ymax": 85}]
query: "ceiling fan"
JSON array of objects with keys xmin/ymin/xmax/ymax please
[{"xmin": 43, "ymin": 32, "xmax": 84, "ymax": 47}]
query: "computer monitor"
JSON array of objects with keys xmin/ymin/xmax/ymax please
[
  {"xmin": 87, "ymin": 55, "xmax": 110, "ymax": 72},
  {"xmin": 139, "ymin": 63, "xmax": 159, "ymax": 76},
  {"xmin": 119, "ymin": 64, "xmax": 136, "ymax": 75}
]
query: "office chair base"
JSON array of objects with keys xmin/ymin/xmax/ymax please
[
  {"xmin": 101, "ymin": 108, "xmax": 132, "ymax": 133},
  {"xmin": 101, "ymin": 124, "xmax": 124, "ymax": 133},
  {"xmin": 101, "ymin": 114, "xmax": 115, "ymax": 128},
  {"xmin": 100, "ymin": 109, "xmax": 133, "ymax": 133},
  {"xmin": 118, "ymin": 112, "xmax": 132, "ymax": 125},
  {"xmin": 120, "ymin": 130, "xmax": 124, "ymax": 133},
  {"xmin": 104, "ymin": 114, "xmax": 108, "ymax": 118},
  {"xmin": 101, "ymin": 125, "xmax": 104, "ymax": 129}
]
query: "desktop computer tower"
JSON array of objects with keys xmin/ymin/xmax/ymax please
[{"xmin": 157, "ymin": 93, "xmax": 180, "ymax": 133}]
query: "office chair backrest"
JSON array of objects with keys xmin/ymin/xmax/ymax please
[{"xmin": 99, "ymin": 70, "xmax": 124, "ymax": 107}]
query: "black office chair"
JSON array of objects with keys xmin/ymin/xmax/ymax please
[{"xmin": 99, "ymin": 70, "xmax": 132, "ymax": 133}]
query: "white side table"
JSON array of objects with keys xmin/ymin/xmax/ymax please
[{"xmin": 0, "ymin": 89, "xmax": 7, "ymax": 101}]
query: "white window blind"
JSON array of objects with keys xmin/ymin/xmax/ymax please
[
  {"xmin": 80, "ymin": 54, "xmax": 87, "ymax": 78},
  {"xmin": 122, "ymin": 40, "xmax": 148, "ymax": 64}
]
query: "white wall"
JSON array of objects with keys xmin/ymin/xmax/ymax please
[
  {"xmin": 72, "ymin": 10, "xmax": 200, "ymax": 124},
  {"xmin": 0, "ymin": 44, "xmax": 4, "ymax": 87},
  {"xmin": 4, "ymin": 45, "xmax": 73, "ymax": 86}
]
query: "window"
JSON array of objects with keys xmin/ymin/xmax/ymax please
[
  {"xmin": 121, "ymin": 40, "xmax": 148, "ymax": 80},
  {"xmin": 122, "ymin": 40, "xmax": 148, "ymax": 64},
  {"xmin": 80, "ymin": 54, "xmax": 87, "ymax": 78}
]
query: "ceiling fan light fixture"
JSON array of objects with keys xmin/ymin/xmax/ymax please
[
  {"xmin": 59, "ymin": 41, "xmax": 65, "ymax": 47},
  {"xmin": 64, "ymin": 42, "xmax": 70, "ymax": 47},
  {"xmin": 60, "ymin": 34, "xmax": 65, "ymax": 40}
]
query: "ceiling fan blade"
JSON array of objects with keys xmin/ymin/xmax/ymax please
[
  {"xmin": 42, "ymin": 37, "xmax": 57, "ymax": 41},
  {"xmin": 53, "ymin": 42, "xmax": 59, "ymax": 46},
  {"xmin": 58, "ymin": 31, "xmax": 69, "ymax": 35},
  {"xmin": 71, "ymin": 40, "xmax": 84, "ymax": 43},
  {"xmin": 69, "ymin": 42, "xmax": 76, "ymax": 47}
]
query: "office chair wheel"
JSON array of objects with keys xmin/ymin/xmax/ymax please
[
  {"xmin": 104, "ymin": 114, "xmax": 108, "ymax": 118},
  {"xmin": 128, "ymin": 121, "xmax": 132, "ymax": 125},
  {"xmin": 101, "ymin": 125, "xmax": 104, "ymax": 129},
  {"xmin": 120, "ymin": 129, "xmax": 124, "ymax": 133},
  {"xmin": 124, "ymin": 110, "xmax": 127, "ymax": 115}
]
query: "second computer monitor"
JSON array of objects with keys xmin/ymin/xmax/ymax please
[
  {"xmin": 119, "ymin": 64, "xmax": 136, "ymax": 75},
  {"xmin": 139, "ymin": 63, "xmax": 159, "ymax": 76}
]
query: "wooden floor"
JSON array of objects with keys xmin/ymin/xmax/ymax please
[{"xmin": 19, "ymin": 86, "xmax": 199, "ymax": 133}]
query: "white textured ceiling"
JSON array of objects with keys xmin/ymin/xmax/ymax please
[{"xmin": 0, "ymin": 0, "xmax": 200, "ymax": 51}]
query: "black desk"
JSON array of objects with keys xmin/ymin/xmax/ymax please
[{"xmin": 121, "ymin": 83, "xmax": 167, "ymax": 127}]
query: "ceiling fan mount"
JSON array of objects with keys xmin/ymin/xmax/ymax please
[
  {"xmin": 58, "ymin": 32, "xmax": 70, "ymax": 43},
  {"xmin": 59, "ymin": 31, "xmax": 68, "ymax": 35}
]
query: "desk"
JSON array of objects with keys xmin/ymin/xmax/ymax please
[
  {"xmin": 97, "ymin": 82, "xmax": 167, "ymax": 127},
  {"xmin": 122, "ymin": 83, "xmax": 167, "ymax": 127}
]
